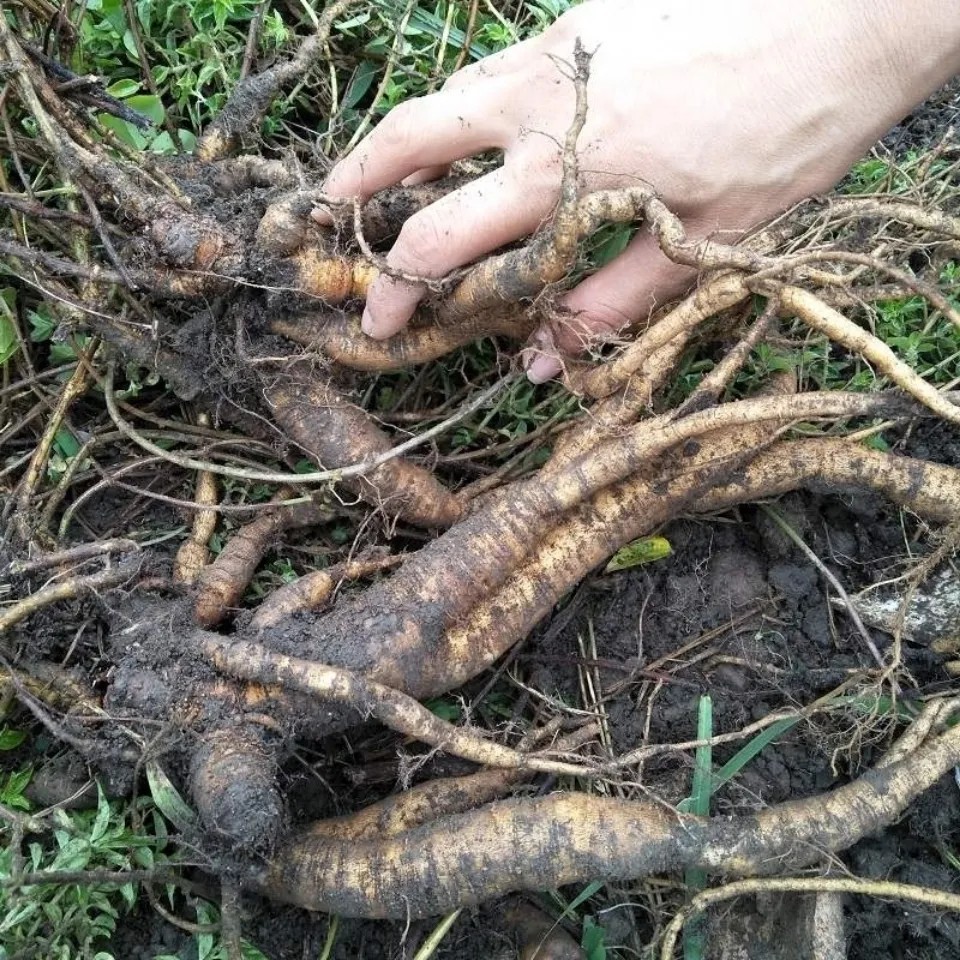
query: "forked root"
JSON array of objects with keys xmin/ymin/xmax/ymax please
[
  {"xmin": 264, "ymin": 366, "xmax": 462, "ymax": 528},
  {"xmin": 193, "ymin": 493, "xmax": 330, "ymax": 627},
  {"xmin": 249, "ymin": 550, "xmax": 402, "ymax": 631},
  {"xmin": 254, "ymin": 714, "xmax": 960, "ymax": 918}
]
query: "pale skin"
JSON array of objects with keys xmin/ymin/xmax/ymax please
[{"xmin": 316, "ymin": 0, "xmax": 960, "ymax": 382}]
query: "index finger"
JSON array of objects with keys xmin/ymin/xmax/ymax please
[{"xmin": 318, "ymin": 81, "xmax": 513, "ymax": 214}]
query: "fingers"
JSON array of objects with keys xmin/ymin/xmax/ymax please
[
  {"xmin": 320, "ymin": 82, "xmax": 514, "ymax": 211},
  {"xmin": 524, "ymin": 229, "xmax": 697, "ymax": 383},
  {"xmin": 361, "ymin": 164, "xmax": 556, "ymax": 338},
  {"xmin": 402, "ymin": 165, "xmax": 451, "ymax": 186}
]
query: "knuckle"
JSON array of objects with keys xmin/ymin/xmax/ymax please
[
  {"xmin": 372, "ymin": 100, "xmax": 420, "ymax": 154},
  {"xmin": 392, "ymin": 213, "xmax": 449, "ymax": 274}
]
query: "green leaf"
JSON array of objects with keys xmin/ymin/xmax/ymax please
[
  {"xmin": 106, "ymin": 78, "xmax": 141, "ymax": 98},
  {"xmin": 53, "ymin": 427, "xmax": 81, "ymax": 460},
  {"xmin": 343, "ymin": 59, "xmax": 379, "ymax": 110},
  {"xmin": 100, "ymin": 114, "xmax": 148, "ymax": 148},
  {"xmin": 27, "ymin": 305, "xmax": 57, "ymax": 342},
  {"xmin": 581, "ymin": 916, "xmax": 607, "ymax": 960},
  {"xmin": 125, "ymin": 94, "xmax": 164, "ymax": 125},
  {"xmin": 425, "ymin": 698, "xmax": 461, "ymax": 723},
  {"xmin": 90, "ymin": 787, "xmax": 113, "ymax": 843},
  {"xmin": 241, "ymin": 942, "xmax": 271, "ymax": 960},
  {"xmin": 146, "ymin": 762, "xmax": 197, "ymax": 831},
  {"xmin": 0, "ymin": 287, "xmax": 18, "ymax": 364},
  {"xmin": 0, "ymin": 727, "xmax": 26, "ymax": 750},
  {"xmin": 604, "ymin": 536, "xmax": 672, "ymax": 573},
  {"xmin": 3, "ymin": 767, "xmax": 33, "ymax": 809}
]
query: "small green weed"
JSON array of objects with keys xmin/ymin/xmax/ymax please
[{"xmin": 0, "ymin": 781, "xmax": 169, "ymax": 960}]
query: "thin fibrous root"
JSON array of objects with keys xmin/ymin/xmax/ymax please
[
  {"xmin": 822, "ymin": 196, "xmax": 960, "ymax": 241},
  {"xmin": 8, "ymin": 342, "xmax": 97, "ymax": 546},
  {"xmin": 255, "ymin": 714, "xmax": 960, "ymax": 918},
  {"xmin": 425, "ymin": 41, "xmax": 589, "ymax": 327},
  {"xmin": 659, "ymin": 876, "xmax": 960, "ymax": 960},
  {"xmin": 6, "ymin": 538, "xmax": 139, "ymax": 576},
  {"xmin": 0, "ymin": 559, "xmax": 140, "ymax": 634},
  {"xmin": 579, "ymin": 271, "xmax": 752, "ymax": 398}
]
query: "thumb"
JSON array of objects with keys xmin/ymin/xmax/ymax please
[{"xmin": 524, "ymin": 229, "xmax": 697, "ymax": 383}]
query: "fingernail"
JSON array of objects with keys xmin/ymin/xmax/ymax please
[
  {"xmin": 525, "ymin": 354, "xmax": 562, "ymax": 384},
  {"xmin": 361, "ymin": 308, "xmax": 376, "ymax": 336},
  {"xmin": 310, "ymin": 205, "xmax": 333, "ymax": 225}
]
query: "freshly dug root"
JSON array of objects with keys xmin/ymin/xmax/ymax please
[
  {"xmin": 249, "ymin": 550, "xmax": 402, "ymax": 632},
  {"xmin": 274, "ymin": 248, "xmax": 379, "ymax": 301},
  {"xmin": 427, "ymin": 43, "xmax": 589, "ymax": 328},
  {"xmin": 264, "ymin": 367, "xmax": 462, "ymax": 528},
  {"xmin": 0, "ymin": 661, "xmax": 102, "ymax": 717},
  {"xmin": 438, "ymin": 429, "xmax": 960, "ymax": 692},
  {"xmin": 193, "ymin": 493, "xmax": 330, "ymax": 627},
  {"xmin": 257, "ymin": 177, "xmax": 468, "ymax": 257},
  {"xmin": 200, "ymin": 635, "xmax": 594, "ymax": 778},
  {"xmin": 250, "ymin": 387, "xmax": 954, "ymax": 701},
  {"xmin": 190, "ymin": 724, "xmax": 283, "ymax": 851},
  {"xmin": 254, "ymin": 715, "xmax": 960, "ymax": 918},
  {"xmin": 580, "ymin": 271, "xmax": 752, "ymax": 398},
  {"xmin": 173, "ymin": 451, "xmax": 219, "ymax": 585},
  {"xmin": 303, "ymin": 768, "xmax": 533, "ymax": 843},
  {"xmin": 204, "ymin": 155, "xmax": 297, "ymax": 194},
  {"xmin": 505, "ymin": 902, "xmax": 586, "ymax": 960},
  {"xmin": 256, "ymin": 194, "xmax": 329, "ymax": 258},
  {"xmin": 0, "ymin": 559, "xmax": 140, "ymax": 634},
  {"xmin": 195, "ymin": 0, "xmax": 357, "ymax": 161},
  {"xmin": 823, "ymin": 196, "xmax": 960, "ymax": 240},
  {"xmin": 676, "ymin": 300, "xmax": 778, "ymax": 415},
  {"xmin": 693, "ymin": 437, "xmax": 960, "ymax": 521},
  {"xmin": 776, "ymin": 285, "xmax": 960, "ymax": 426},
  {"xmin": 546, "ymin": 329, "xmax": 707, "ymax": 474},
  {"xmin": 303, "ymin": 725, "xmax": 598, "ymax": 842},
  {"xmin": 269, "ymin": 308, "xmax": 534, "ymax": 371}
]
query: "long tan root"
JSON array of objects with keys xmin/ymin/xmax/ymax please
[
  {"xmin": 270, "ymin": 309, "xmax": 534, "ymax": 371},
  {"xmin": 193, "ymin": 494, "xmax": 330, "ymax": 627},
  {"xmin": 254, "ymin": 711, "xmax": 960, "ymax": 918},
  {"xmin": 199, "ymin": 635, "xmax": 595, "ymax": 778},
  {"xmin": 264, "ymin": 366, "xmax": 462, "ymax": 528}
]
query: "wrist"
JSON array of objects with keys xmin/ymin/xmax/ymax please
[{"xmin": 843, "ymin": 0, "xmax": 960, "ymax": 122}]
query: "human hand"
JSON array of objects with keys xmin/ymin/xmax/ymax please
[{"xmin": 318, "ymin": 0, "xmax": 960, "ymax": 382}]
